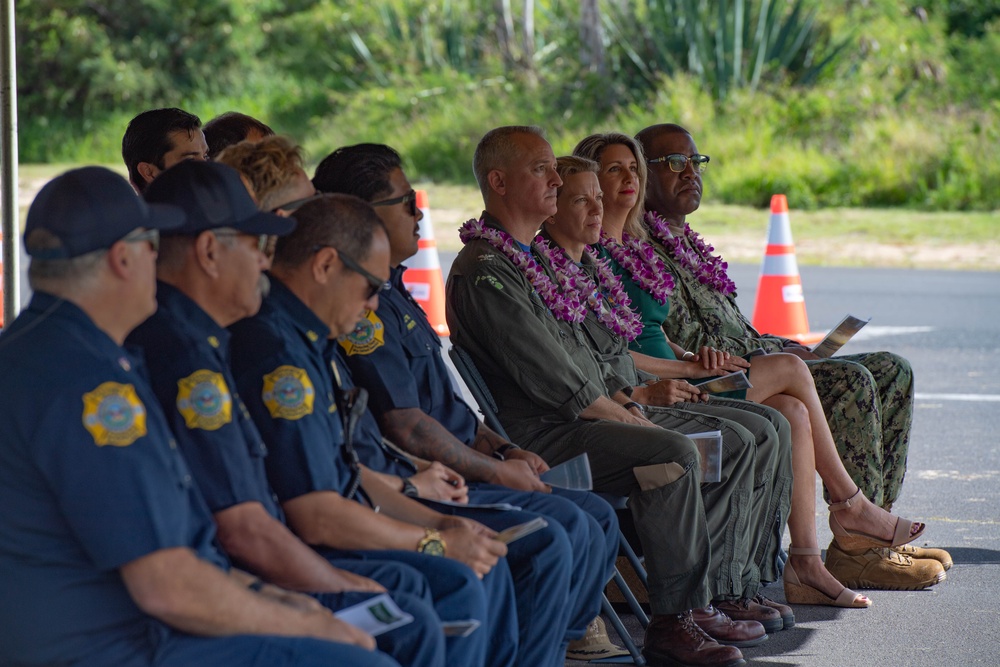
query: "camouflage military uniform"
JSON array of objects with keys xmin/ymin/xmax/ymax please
[{"xmin": 651, "ymin": 228, "xmax": 913, "ymax": 509}]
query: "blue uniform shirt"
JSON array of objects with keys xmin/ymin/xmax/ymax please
[
  {"xmin": 0, "ymin": 293, "xmax": 226, "ymax": 666},
  {"xmin": 127, "ymin": 282, "xmax": 282, "ymax": 519},
  {"xmin": 342, "ymin": 265, "xmax": 479, "ymax": 446},
  {"xmin": 331, "ymin": 347, "xmax": 418, "ymax": 479},
  {"xmin": 228, "ymin": 278, "xmax": 361, "ymax": 503}
]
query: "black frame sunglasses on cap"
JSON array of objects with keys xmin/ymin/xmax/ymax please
[
  {"xmin": 371, "ymin": 190, "xmax": 418, "ymax": 217},
  {"xmin": 312, "ymin": 244, "xmax": 388, "ymax": 299},
  {"xmin": 646, "ymin": 153, "xmax": 711, "ymax": 173}
]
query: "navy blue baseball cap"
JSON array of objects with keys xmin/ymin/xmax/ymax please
[
  {"xmin": 143, "ymin": 161, "xmax": 295, "ymax": 237},
  {"xmin": 24, "ymin": 166, "xmax": 185, "ymax": 259}
]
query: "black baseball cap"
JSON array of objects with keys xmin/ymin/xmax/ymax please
[
  {"xmin": 143, "ymin": 161, "xmax": 295, "ymax": 237},
  {"xmin": 24, "ymin": 166, "xmax": 185, "ymax": 259}
]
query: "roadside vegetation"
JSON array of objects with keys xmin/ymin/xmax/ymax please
[{"xmin": 14, "ymin": 0, "xmax": 1000, "ymax": 236}]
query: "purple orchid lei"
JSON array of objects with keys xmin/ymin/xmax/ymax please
[
  {"xmin": 597, "ymin": 229, "xmax": 674, "ymax": 304},
  {"xmin": 533, "ymin": 236, "xmax": 643, "ymax": 341},
  {"xmin": 459, "ymin": 218, "xmax": 587, "ymax": 323},
  {"xmin": 644, "ymin": 210, "xmax": 737, "ymax": 296}
]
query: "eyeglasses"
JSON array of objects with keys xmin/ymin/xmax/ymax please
[
  {"xmin": 371, "ymin": 190, "xmax": 418, "ymax": 217},
  {"xmin": 312, "ymin": 245, "xmax": 388, "ymax": 299},
  {"xmin": 270, "ymin": 193, "xmax": 327, "ymax": 214},
  {"xmin": 122, "ymin": 228, "xmax": 160, "ymax": 253},
  {"xmin": 647, "ymin": 153, "xmax": 711, "ymax": 173},
  {"xmin": 214, "ymin": 230, "xmax": 271, "ymax": 253}
]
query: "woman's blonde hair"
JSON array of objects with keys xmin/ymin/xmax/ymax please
[
  {"xmin": 573, "ymin": 132, "xmax": 649, "ymax": 241},
  {"xmin": 215, "ymin": 135, "xmax": 306, "ymax": 212}
]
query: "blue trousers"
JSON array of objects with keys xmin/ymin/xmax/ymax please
[
  {"xmin": 324, "ymin": 549, "xmax": 517, "ymax": 667},
  {"xmin": 73, "ymin": 620, "xmax": 402, "ymax": 667},
  {"xmin": 311, "ymin": 591, "xmax": 445, "ymax": 667},
  {"xmin": 427, "ymin": 485, "xmax": 617, "ymax": 667}
]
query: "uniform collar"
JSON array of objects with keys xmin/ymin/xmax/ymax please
[
  {"xmin": 21, "ymin": 291, "xmax": 127, "ymax": 357},
  {"xmin": 389, "ymin": 264, "xmax": 408, "ymax": 289},
  {"xmin": 154, "ymin": 281, "xmax": 231, "ymax": 351},
  {"xmin": 266, "ymin": 274, "xmax": 331, "ymax": 350}
]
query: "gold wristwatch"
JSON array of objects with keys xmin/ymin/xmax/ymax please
[{"xmin": 416, "ymin": 528, "xmax": 447, "ymax": 556}]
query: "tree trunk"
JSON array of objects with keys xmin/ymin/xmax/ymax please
[{"xmin": 580, "ymin": 0, "xmax": 606, "ymax": 75}]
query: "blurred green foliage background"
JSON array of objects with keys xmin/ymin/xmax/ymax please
[{"xmin": 15, "ymin": 0, "xmax": 1000, "ymax": 210}]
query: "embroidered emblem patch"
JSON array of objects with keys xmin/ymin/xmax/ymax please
[
  {"xmin": 176, "ymin": 369, "xmax": 233, "ymax": 431},
  {"xmin": 339, "ymin": 310, "xmax": 385, "ymax": 356},
  {"xmin": 474, "ymin": 274, "xmax": 504, "ymax": 290},
  {"xmin": 262, "ymin": 365, "xmax": 315, "ymax": 420},
  {"xmin": 403, "ymin": 314, "xmax": 417, "ymax": 331},
  {"xmin": 82, "ymin": 382, "xmax": 147, "ymax": 447}
]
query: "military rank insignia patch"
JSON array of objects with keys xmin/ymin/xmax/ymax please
[
  {"xmin": 339, "ymin": 310, "xmax": 385, "ymax": 356},
  {"xmin": 403, "ymin": 314, "xmax": 417, "ymax": 331},
  {"xmin": 176, "ymin": 369, "xmax": 233, "ymax": 431},
  {"xmin": 262, "ymin": 365, "xmax": 315, "ymax": 420},
  {"xmin": 82, "ymin": 382, "xmax": 147, "ymax": 446}
]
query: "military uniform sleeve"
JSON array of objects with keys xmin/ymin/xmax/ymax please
[
  {"xmin": 229, "ymin": 320, "xmax": 350, "ymax": 503},
  {"xmin": 26, "ymin": 376, "xmax": 202, "ymax": 570},
  {"xmin": 340, "ymin": 302, "xmax": 423, "ymax": 417},
  {"xmin": 140, "ymin": 347, "xmax": 272, "ymax": 514},
  {"xmin": 447, "ymin": 247, "xmax": 605, "ymax": 420}
]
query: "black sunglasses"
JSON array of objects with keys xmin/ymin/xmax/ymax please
[
  {"xmin": 312, "ymin": 245, "xmax": 388, "ymax": 299},
  {"xmin": 371, "ymin": 190, "xmax": 418, "ymax": 217}
]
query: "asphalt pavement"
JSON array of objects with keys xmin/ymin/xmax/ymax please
[{"xmin": 437, "ymin": 255, "xmax": 1000, "ymax": 667}]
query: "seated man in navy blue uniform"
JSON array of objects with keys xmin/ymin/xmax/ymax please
[
  {"xmin": 0, "ymin": 167, "xmax": 399, "ymax": 667},
  {"xmin": 226, "ymin": 194, "xmax": 521, "ymax": 667},
  {"xmin": 126, "ymin": 160, "xmax": 445, "ymax": 667},
  {"xmin": 312, "ymin": 143, "xmax": 621, "ymax": 654}
]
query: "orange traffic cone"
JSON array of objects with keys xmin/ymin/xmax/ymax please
[
  {"xmin": 750, "ymin": 195, "xmax": 823, "ymax": 344},
  {"xmin": 402, "ymin": 190, "xmax": 449, "ymax": 336}
]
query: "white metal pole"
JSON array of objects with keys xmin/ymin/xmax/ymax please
[{"xmin": 1, "ymin": 0, "xmax": 19, "ymax": 326}]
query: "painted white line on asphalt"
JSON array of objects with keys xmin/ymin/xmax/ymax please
[{"xmin": 915, "ymin": 393, "xmax": 1000, "ymax": 402}]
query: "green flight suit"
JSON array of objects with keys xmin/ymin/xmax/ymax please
[
  {"xmin": 446, "ymin": 213, "xmax": 759, "ymax": 614},
  {"xmin": 571, "ymin": 250, "xmax": 793, "ymax": 599},
  {"xmin": 646, "ymin": 218, "xmax": 913, "ymax": 509}
]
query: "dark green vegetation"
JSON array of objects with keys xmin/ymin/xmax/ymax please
[{"xmin": 16, "ymin": 0, "xmax": 1000, "ymax": 210}]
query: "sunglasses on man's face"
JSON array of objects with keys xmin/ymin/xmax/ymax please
[
  {"xmin": 213, "ymin": 230, "xmax": 271, "ymax": 253},
  {"xmin": 371, "ymin": 190, "xmax": 418, "ymax": 217},
  {"xmin": 122, "ymin": 228, "xmax": 160, "ymax": 253},
  {"xmin": 311, "ymin": 244, "xmax": 388, "ymax": 299},
  {"xmin": 646, "ymin": 153, "xmax": 711, "ymax": 173}
]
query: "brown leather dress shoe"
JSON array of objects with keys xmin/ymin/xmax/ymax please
[
  {"xmin": 691, "ymin": 606, "xmax": 767, "ymax": 647},
  {"xmin": 713, "ymin": 598, "xmax": 783, "ymax": 634},
  {"xmin": 751, "ymin": 593, "xmax": 795, "ymax": 630},
  {"xmin": 643, "ymin": 612, "xmax": 746, "ymax": 667}
]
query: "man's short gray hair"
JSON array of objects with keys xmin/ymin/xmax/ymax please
[
  {"xmin": 26, "ymin": 228, "xmax": 107, "ymax": 291},
  {"xmin": 472, "ymin": 125, "xmax": 546, "ymax": 202}
]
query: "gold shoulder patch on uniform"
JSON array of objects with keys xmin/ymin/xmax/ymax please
[
  {"xmin": 262, "ymin": 365, "xmax": 315, "ymax": 420},
  {"xmin": 176, "ymin": 369, "xmax": 233, "ymax": 431},
  {"xmin": 339, "ymin": 310, "xmax": 385, "ymax": 356},
  {"xmin": 82, "ymin": 382, "xmax": 148, "ymax": 447}
]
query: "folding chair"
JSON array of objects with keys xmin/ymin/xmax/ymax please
[{"xmin": 448, "ymin": 344, "xmax": 649, "ymax": 665}]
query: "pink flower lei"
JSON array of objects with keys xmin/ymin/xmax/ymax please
[
  {"xmin": 459, "ymin": 218, "xmax": 587, "ymax": 323},
  {"xmin": 597, "ymin": 230, "xmax": 674, "ymax": 304},
  {"xmin": 644, "ymin": 210, "xmax": 737, "ymax": 296},
  {"xmin": 533, "ymin": 236, "xmax": 643, "ymax": 341}
]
